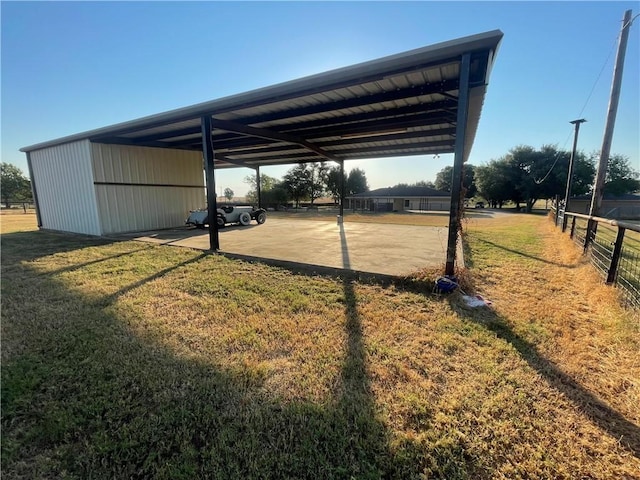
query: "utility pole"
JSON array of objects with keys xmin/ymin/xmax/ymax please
[
  {"xmin": 585, "ymin": 9, "xmax": 633, "ymax": 247},
  {"xmin": 562, "ymin": 118, "xmax": 586, "ymax": 231}
]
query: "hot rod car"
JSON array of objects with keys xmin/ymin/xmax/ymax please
[{"xmin": 186, "ymin": 205, "xmax": 266, "ymax": 229}]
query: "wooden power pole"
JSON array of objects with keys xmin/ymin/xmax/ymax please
[{"xmin": 585, "ymin": 9, "xmax": 633, "ymax": 247}]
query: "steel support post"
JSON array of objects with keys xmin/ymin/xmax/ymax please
[
  {"xmin": 201, "ymin": 115, "xmax": 219, "ymax": 251},
  {"xmin": 25, "ymin": 151, "xmax": 42, "ymax": 227},
  {"xmin": 255, "ymin": 166, "xmax": 262, "ymax": 210},
  {"xmin": 445, "ymin": 53, "xmax": 471, "ymax": 276},
  {"xmin": 339, "ymin": 160, "xmax": 345, "ymax": 218}
]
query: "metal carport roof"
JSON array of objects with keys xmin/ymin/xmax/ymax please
[
  {"xmin": 21, "ymin": 30, "xmax": 502, "ymax": 169},
  {"xmin": 22, "ymin": 29, "xmax": 503, "ymax": 275}
]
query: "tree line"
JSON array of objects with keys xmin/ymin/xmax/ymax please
[
  {"xmin": 1, "ymin": 163, "xmax": 33, "ymax": 208},
  {"xmin": 244, "ymin": 163, "xmax": 369, "ymax": 208},
  {"xmin": 3, "ymin": 144, "xmax": 637, "ymax": 213},
  {"xmin": 433, "ymin": 145, "xmax": 639, "ymax": 212}
]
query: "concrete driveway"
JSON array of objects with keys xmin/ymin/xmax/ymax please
[{"xmin": 117, "ymin": 218, "xmax": 460, "ymax": 276}]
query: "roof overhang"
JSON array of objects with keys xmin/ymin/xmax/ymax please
[{"xmin": 21, "ymin": 30, "xmax": 503, "ymax": 168}]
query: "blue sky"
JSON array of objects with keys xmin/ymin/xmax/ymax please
[{"xmin": 2, "ymin": 1, "xmax": 639, "ymax": 197}]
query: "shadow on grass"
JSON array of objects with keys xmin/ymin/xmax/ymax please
[
  {"xmin": 2, "ymin": 228, "xmax": 474, "ymax": 478},
  {"xmin": 449, "ymin": 300, "xmax": 640, "ymax": 458},
  {"xmin": 1, "ymin": 230, "xmax": 117, "ymax": 262},
  {"xmin": 475, "ymin": 237, "xmax": 577, "ymax": 268}
]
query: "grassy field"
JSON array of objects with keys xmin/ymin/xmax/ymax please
[{"xmin": 2, "ymin": 212, "xmax": 639, "ymax": 479}]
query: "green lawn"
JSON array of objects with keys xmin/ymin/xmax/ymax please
[{"xmin": 2, "ymin": 213, "xmax": 638, "ymax": 479}]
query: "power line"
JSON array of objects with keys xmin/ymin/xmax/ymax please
[{"xmin": 534, "ymin": 13, "xmax": 638, "ymax": 185}]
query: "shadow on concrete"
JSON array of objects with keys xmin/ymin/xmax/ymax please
[{"xmin": 339, "ymin": 223, "xmax": 350, "ymax": 270}]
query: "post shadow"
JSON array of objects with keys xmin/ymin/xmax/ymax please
[
  {"xmin": 450, "ymin": 300, "xmax": 640, "ymax": 458},
  {"xmin": 339, "ymin": 223, "xmax": 350, "ymax": 269},
  {"xmin": 475, "ymin": 237, "xmax": 577, "ymax": 268}
]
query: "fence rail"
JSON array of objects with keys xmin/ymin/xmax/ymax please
[{"xmin": 552, "ymin": 206, "xmax": 640, "ymax": 309}]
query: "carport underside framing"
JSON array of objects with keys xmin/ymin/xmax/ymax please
[{"xmin": 22, "ymin": 30, "xmax": 502, "ymax": 275}]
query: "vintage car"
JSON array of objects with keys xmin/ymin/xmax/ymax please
[{"xmin": 186, "ymin": 205, "xmax": 267, "ymax": 229}]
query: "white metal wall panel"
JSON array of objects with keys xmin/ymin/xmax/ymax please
[
  {"xmin": 91, "ymin": 144, "xmax": 204, "ymax": 234},
  {"xmin": 29, "ymin": 140, "xmax": 101, "ymax": 235}
]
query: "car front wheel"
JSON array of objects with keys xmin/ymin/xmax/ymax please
[
  {"xmin": 239, "ymin": 212, "xmax": 251, "ymax": 226},
  {"xmin": 256, "ymin": 212, "xmax": 267, "ymax": 224}
]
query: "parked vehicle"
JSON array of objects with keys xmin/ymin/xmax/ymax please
[
  {"xmin": 186, "ymin": 205, "xmax": 267, "ymax": 228},
  {"xmin": 474, "ymin": 202, "xmax": 485, "ymax": 209}
]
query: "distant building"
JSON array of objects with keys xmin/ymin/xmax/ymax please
[
  {"xmin": 346, "ymin": 186, "xmax": 451, "ymax": 212},
  {"xmin": 569, "ymin": 193, "xmax": 640, "ymax": 220}
]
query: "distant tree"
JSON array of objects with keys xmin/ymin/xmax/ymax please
[
  {"xmin": 412, "ymin": 180, "xmax": 436, "ymax": 188},
  {"xmin": 244, "ymin": 173, "xmax": 289, "ymax": 207},
  {"xmin": 434, "ymin": 166, "xmax": 453, "ymax": 192},
  {"xmin": 1, "ymin": 163, "xmax": 31, "ymax": 208},
  {"xmin": 392, "ymin": 180, "xmax": 435, "ymax": 189},
  {"xmin": 282, "ymin": 164, "xmax": 311, "ymax": 208},
  {"xmin": 223, "ymin": 187, "xmax": 234, "ymax": 201},
  {"xmin": 475, "ymin": 161, "xmax": 517, "ymax": 208},
  {"xmin": 434, "ymin": 164, "xmax": 477, "ymax": 198},
  {"xmin": 308, "ymin": 162, "xmax": 329, "ymax": 204},
  {"xmin": 346, "ymin": 168, "xmax": 369, "ymax": 195},
  {"xmin": 475, "ymin": 145, "xmax": 594, "ymax": 212},
  {"xmin": 326, "ymin": 166, "xmax": 347, "ymax": 203},
  {"xmin": 601, "ymin": 153, "xmax": 640, "ymax": 195}
]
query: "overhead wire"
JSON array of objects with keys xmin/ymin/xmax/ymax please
[{"xmin": 534, "ymin": 13, "xmax": 637, "ymax": 184}]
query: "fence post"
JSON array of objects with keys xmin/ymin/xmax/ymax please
[
  {"xmin": 562, "ymin": 208, "xmax": 569, "ymax": 232},
  {"xmin": 606, "ymin": 227, "xmax": 626, "ymax": 284},
  {"xmin": 570, "ymin": 215, "xmax": 577, "ymax": 239}
]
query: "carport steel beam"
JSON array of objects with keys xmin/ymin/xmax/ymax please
[
  {"xmin": 445, "ymin": 53, "xmax": 471, "ymax": 276},
  {"xmin": 202, "ymin": 116, "xmax": 219, "ymax": 251}
]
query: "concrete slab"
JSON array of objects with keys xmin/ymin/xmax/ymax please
[{"xmin": 116, "ymin": 218, "xmax": 460, "ymax": 276}]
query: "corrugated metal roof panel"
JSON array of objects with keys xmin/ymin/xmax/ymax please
[{"xmin": 22, "ymin": 29, "xmax": 503, "ymax": 170}]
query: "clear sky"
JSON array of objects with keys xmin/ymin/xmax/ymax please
[{"xmin": 2, "ymin": 1, "xmax": 639, "ymax": 197}]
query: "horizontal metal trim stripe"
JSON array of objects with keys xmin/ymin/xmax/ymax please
[{"xmin": 94, "ymin": 181, "xmax": 204, "ymax": 188}]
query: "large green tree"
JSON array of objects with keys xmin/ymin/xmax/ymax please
[
  {"xmin": 282, "ymin": 164, "xmax": 311, "ymax": 208},
  {"xmin": 475, "ymin": 160, "xmax": 519, "ymax": 208},
  {"xmin": 346, "ymin": 167, "xmax": 369, "ymax": 195},
  {"xmin": 307, "ymin": 162, "xmax": 329, "ymax": 204},
  {"xmin": 326, "ymin": 166, "xmax": 346, "ymax": 203},
  {"xmin": 434, "ymin": 164, "xmax": 477, "ymax": 198},
  {"xmin": 602, "ymin": 153, "xmax": 640, "ymax": 195},
  {"xmin": 244, "ymin": 173, "xmax": 289, "ymax": 207},
  {"xmin": 1, "ymin": 163, "xmax": 32, "ymax": 208},
  {"xmin": 476, "ymin": 145, "xmax": 595, "ymax": 212}
]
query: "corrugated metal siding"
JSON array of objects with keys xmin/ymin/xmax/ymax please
[
  {"xmin": 29, "ymin": 140, "xmax": 101, "ymax": 235},
  {"xmin": 91, "ymin": 143, "xmax": 204, "ymax": 234}
]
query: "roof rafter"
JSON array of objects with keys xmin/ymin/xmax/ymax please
[{"xmin": 209, "ymin": 118, "xmax": 340, "ymax": 163}]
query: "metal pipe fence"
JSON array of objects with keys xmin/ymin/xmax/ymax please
[{"xmin": 552, "ymin": 206, "xmax": 640, "ymax": 309}]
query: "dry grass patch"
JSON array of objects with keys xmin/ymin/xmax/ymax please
[
  {"xmin": 0, "ymin": 211, "xmax": 38, "ymax": 234},
  {"xmin": 2, "ymin": 213, "xmax": 639, "ymax": 479}
]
